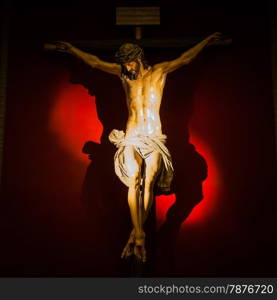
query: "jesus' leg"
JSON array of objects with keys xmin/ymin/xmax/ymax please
[
  {"xmin": 143, "ymin": 152, "xmax": 162, "ymax": 218},
  {"xmin": 121, "ymin": 146, "xmax": 144, "ymax": 260},
  {"xmin": 132, "ymin": 151, "xmax": 162, "ymax": 262}
]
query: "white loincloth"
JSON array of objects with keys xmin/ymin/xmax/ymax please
[{"xmin": 108, "ymin": 129, "xmax": 174, "ymax": 193}]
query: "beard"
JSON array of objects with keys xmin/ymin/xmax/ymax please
[{"xmin": 124, "ymin": 63, "xmax": 140, "ymax": 80}]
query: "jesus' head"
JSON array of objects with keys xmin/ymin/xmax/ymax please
[{"xmin": 115, "ymin": 43, "xmax": 149, "ymax": 80}]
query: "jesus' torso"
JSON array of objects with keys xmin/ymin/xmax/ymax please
[{"xmin": 121, "ymin": 66, "xmax": 167, "ymax": 138}]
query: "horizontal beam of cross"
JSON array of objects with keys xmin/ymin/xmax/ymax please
[{"xmin": 66, "ymin": 37, "xmax": 207, "ymax": 51}]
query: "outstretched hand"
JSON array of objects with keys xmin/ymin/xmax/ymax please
[
  {"xmin": 207, "ymin": 32, "xmax": 232, "ymax": 46},
  {"xmin": 44, "ymin": 41, "xmax": 73, "ymax": 53}
]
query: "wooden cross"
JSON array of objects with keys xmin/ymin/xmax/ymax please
[{"xmin": 44, "ymin": 7, "xmax": 231, "ymax": 277}]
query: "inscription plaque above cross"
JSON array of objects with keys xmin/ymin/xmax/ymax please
[{"xmin": 116, "ymin": 6, "xmax": 160, "ymax": 40}]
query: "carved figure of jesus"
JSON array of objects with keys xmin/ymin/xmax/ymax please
[{"xmin": 46, "ymin": 32, "xmax": 225, "ymax": 262}]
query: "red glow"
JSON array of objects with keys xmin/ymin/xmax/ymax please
[
  {"xmin": 48, "ymin": 73, "xmax": 103, "ymax": 163},
  {"xmin": 49, "ymin": 73, "xmax": 221, "ymax": 225}
]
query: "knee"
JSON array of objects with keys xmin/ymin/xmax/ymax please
[
  {"xmin": 129, "ymin": 172, "xmax": 141, "ymax": 188},
  {"xmin": 144, "ymin": 176, "xmax": 156, "ymax": 189}
]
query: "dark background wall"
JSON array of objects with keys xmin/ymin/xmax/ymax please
[{"xmin": 0, "ymin": 0, "xmax": 276, "ymax": 277}]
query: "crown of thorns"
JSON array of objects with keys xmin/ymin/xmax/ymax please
[{"xmin": 114, "ymin": 43, "xmax": 143, "ymax": 64}]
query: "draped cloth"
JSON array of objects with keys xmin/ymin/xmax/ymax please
[{"xmin": 108, "ymin": 129, "xmax": 174, "ymax": 194}]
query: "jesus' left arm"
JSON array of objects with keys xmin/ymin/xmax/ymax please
[{"xmin": 153, "ymin": 32, "xmax": 231, "ymax": 74}]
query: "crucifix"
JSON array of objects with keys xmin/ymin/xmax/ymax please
[{"xmin": 45, "ymin": 6, "xmax": 231, "ymax": 265}]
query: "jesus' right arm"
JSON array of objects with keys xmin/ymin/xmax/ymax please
[{"xmin": 44, "ymin": 41, "xmax": 121, "ymax": 76}]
